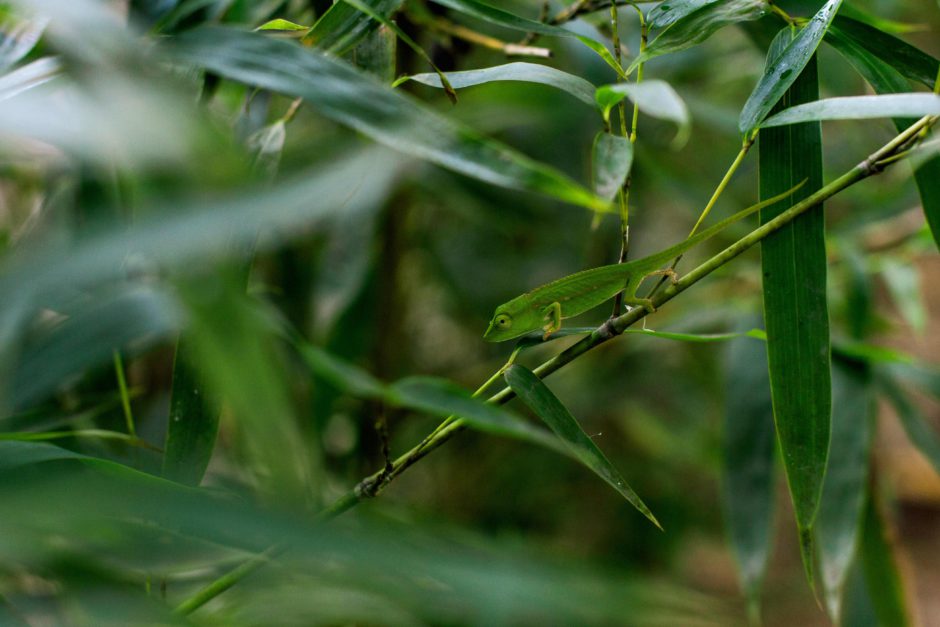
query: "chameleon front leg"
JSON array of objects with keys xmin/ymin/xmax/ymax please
[
  {"xmin": 541, "ymin": 301, "xmax": 563, "ymax": 339},
  {"xmin": 623, "ymin": 269, "xmax": 679, "ymax": 312}
]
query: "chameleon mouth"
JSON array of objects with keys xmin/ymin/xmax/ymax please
[{"xmin": 483, "ymin": 320, "xmax": 497, "ymax": 339}]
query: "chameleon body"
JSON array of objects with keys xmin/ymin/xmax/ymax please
[{"xmin": 483, "ymin": 184, "xmax": 802, "ymax": 342}]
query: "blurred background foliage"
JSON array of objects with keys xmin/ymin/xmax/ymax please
[{"xmin": 0, "ymin": 0, "xmax": 938, "ymax": 624}]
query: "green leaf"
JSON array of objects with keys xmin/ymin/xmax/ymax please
[
  {"xmin": 760, "ymin": 93, "xmax": 940, "ymax": 128},
  {"xmin": 390, "ymin": 377, "xmax": 567, "ymax": 454},
  {"xmin": 162, "ymin": 337, "xmax": 220, "ymax": 487},
  {"xmin": 878, "ymin": 374, "xmax": 940, "ymax": 478},
  {"xmin": 9, "ymin": 287, "xmax": 182, "ymax": 411},
  {"xmin": 631, "ymin": 0, "xmax": 767, "ymax": 73},
  {"xmin": 825, "ymin": 20, "xmax": 940, "ymax": 251},
  {"xmin": 168, "ymin": 27, "xmax": 608, "ymax": 212},
  {"xmin": 594, "ymin": 80, "xmax": 690, "ymax": 140},
  {"xmin": 176, "ymin": 280, "xmax": 312, "ymax": 501},
  {"xmin": 256, "ymin": 18, "xmax": 309, "ymax": 32},
  {"xmin": 722, "ymin": 321, "xmax": 775, "ymax": 622},
  {"xmin": 396, "ymin": 62, "xmax": 597, "ymax": 107},
  {"xmin": 303, "ymin": 0, "xmax": 403, "ymax": 54},
  {"xmin": 503, "ymin": 364, "xmax": 660, "ymax": 528},
  {"xmin": 591, "ymin": 132, "xmax": 633, "ymax": 203},
  {"xmin": 829, "ymin": 16, "xmax": 939, "ymax": 88},
  {"xmin": 857, "ymin": 497, "xmax": 912, "ymax": 626},
  {"xmin": 0, "ymin": 440, "xmax": 194, "ymax": 493},
  {"xmin": 739, "ymin": 0, "xmax": 844, "ymax": 133},
  {"xmin": 426, "ymin": 0, "xmax": 625, "ymax": 78},
  {"xmin": 297, "ymin": 343, "xmax": 568, "ymax": 455},
  {"xmin": 816, "ymin": 358, "xmax": 876, "ymax": 622},
  {"xmin": 758, "ymin": 31, "xmax": 831, "ymax": 587},
  {"xmin": 646, "ymin": 0, "xmax": 719, "ymax": 30}
]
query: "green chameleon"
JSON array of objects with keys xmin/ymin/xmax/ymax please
[{"xmin": 483, "ymin": 183, "xmax": 803, "ymax": 342}]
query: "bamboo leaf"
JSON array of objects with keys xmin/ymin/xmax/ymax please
[
  {"xmin": 503, "ymin": 364, "xmax": 660, "ymax": 528},
  {"xmin": 303, "ymin": 0, "xmax": 403, "ymax": 54},
  {"xmin": 297, "ymin": 343, "xmax": 569, "ymax": 455},
  {"xmin": 758, "ymin": 29, "xmax": 831, "ymax": 587},
  {"xmin": 595, "ymin": 80, "xmax": 690, "ymax": 138},
  {"xmin": 647, "ymin": 0, "xmax": 719, "ymax": 30},
  {"xmin": 396, "ymin": 62, "xmax": 597, "ymax": 107},
  {"xmin": 8, "ymin": 287, "xmax": 182, "ymax": 411},
  {"xmin": 162, "ymin": 337, "xmax": 220, "ymax": 487},
  {"xmin": 829, "ymin": 16, "xmax": 939, "ymax": 88},
  {"xmin": 631, "ymin": 0, "xmax": 767, "ymax": 72},
  {"xmin": 721, "ymin": 321, "xmax": 775, "ymax": 622},
  {"xmin": 760, "ymin": 93, "xmax": 940, "ymax": 128},
  {"xmin": 825, "ymin": 23, "xmax": 940, "ymax": 252},
  {"xmin": 816, "ymin": 358, "xmax": 876, "ymax": 622},
  {"xmin": 591, "ymin": 132, "xmax": 633, "ymax": 203},
  {"xmin": 857, "ymin": 497, "xmax": 912, "ymax": 626},
  {"xmin": 168, "ymin": 27, "xmax": 608, "ymax": 212},
  {"xmin": 739, "ymin": 0, "xmax": 844, "ymax": 133},
  {"xmin": 426, "ymin": 0, "xmax": 625, "ymax": 78}
]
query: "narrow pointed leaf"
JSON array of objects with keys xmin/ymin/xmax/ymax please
[
  {"xmin": 761, "ymin": 93, "xmax": 940, "ymax": 128},
  {"xmin": 739, "ymin": 0, "xmax": 844, "ymax": 133},
  {"xmin": 631, "ymin": 0, "xmax": 767, "ymax": 72},
  {"xmin": 829, "ymin": 16, "xmax": 939, "ymax": 88},
  {"xmin": 397, "ymin": 62, "xmax": 597, "ymax": 107},
  {"xmin": 825, "ymin": 24, "xmax": 940, "ymax": 251},
  {"xmin": 297, "ymin": 343, "xmax": 568, "ymax": 455},
  {"xmin": 722, "ymin": 324, "xmax": 776, "ymax": 622},
  {"xmin": 162, "ymin": 337, "xmax": 220, "ymax": 487},
  {"xmin": 504, "ymin": 364, "xmax": 660, "ymax": 528},
  {"xmin": 816, "ymin": 358, "xmax": 876, "ymax": 622},
  {"xmin": 647, "ymin": 0, "xmax": 719, "ymax": 30},
  {"xmin": 168, "ymin": 27, "xmax": 608, "ymax": 212},
  {"xmin": 758, "ymin": 31, "xmax": 831, "ymax": 586},
  {"xmin": 303, "ymin": 0, "xmax": 403, "ymax": 54},
  {"xmin": 857, "ymin": 498, "xmax": 912, "ymax": 626},
  {"xmin": 591, "ymin": 132, "xmax": 633, "ymax": 202}
]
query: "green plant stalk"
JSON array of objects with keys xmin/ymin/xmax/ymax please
[
  {"xmin": 648, "ymin": 133, "xmax": 756, "ymax": 298},
  {"xmin": 176, "ymin": 114, "xmax": 936, "ymax": 616},
  {"xmin": 611, "ymin": 6, "xmax": 645, "ymax": 316}
]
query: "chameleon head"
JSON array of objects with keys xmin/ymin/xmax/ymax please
[{"xmin": 483, "ymin": 310, "xmax": 515, "ymax": 342}]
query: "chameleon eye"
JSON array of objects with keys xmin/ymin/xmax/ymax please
[{"xmin": 497, "ymin": 315, "xmax": 512, "ymax": 327}]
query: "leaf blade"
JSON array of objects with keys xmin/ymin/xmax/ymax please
[
  {"xmin": 758, "ymin": 33, "xmax": 831, "ymax": 586},
  {"xmin": 504, "ymin": 364, "xmax": 660, "ymax": 528},
  {"xmin": 760, "ymin": 93, "xmax": 940, "ymax": 128},
  {"xmin": 168, "ymin": 27, "xmax": 608, "ymax": 212}
]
